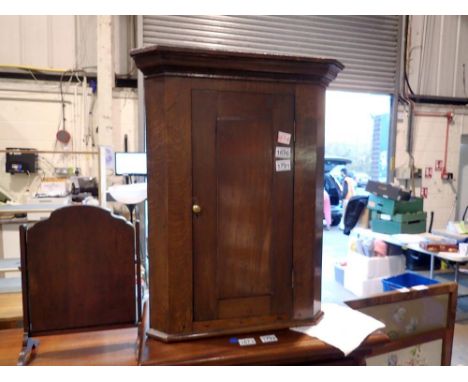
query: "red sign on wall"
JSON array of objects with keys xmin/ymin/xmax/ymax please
[
  {"xmin": 425, "ymin": 167, "xmax": 433, "ymax": 179},
  {"xmin": 421, "ymin": 187, "xmax": 428, "ymax": 199},
  {"xmin": 435, "ymin": 160, "xmax": 444, "ymax": 172}
]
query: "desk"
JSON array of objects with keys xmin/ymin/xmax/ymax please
[
  {"xmin": 386, "ymin": 238, "xmax": 468, "ymax": 285},
  {"xmin": 0, "ymin": 326, "xmax": 388, "ymax": 366},
  {"xmin": 0, "ymin": 202, "xmax": 70, "ymax": 215},
  {"xmin": 432, "ymin": 251, "xmax": 468, "ymax": 283},
  {"xmin": 354, "ymin": 228, "xmax": 468, "ymax": 285},
  {"xmin": 0, "ymin": 327, "xmax": 139, "ymax": 366}
]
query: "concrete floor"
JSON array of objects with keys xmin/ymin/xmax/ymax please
[
  {"xmin": 453, "ymin": 320, "xmax": 468, "ymax": 365},
  {"xmin": 322, "ymin": 226, "xmax": 468, "ymax": 366}
]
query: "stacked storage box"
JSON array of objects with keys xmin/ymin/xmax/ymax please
[
  {"xmin": 366, "ymin": 181, "xmax": 426, "ymax": 235},
  {"xmin": 344, "ymin": 235, "xmax": 406, "ymax": 297}
]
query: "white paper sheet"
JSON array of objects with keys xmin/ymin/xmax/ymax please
[{"xmin": 290, "ymin": 303, "xmax": 385, "ymax": 356}]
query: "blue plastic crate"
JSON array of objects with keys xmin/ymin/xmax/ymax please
[{"xmin": 382, "ymin": 272, "xmax": 438, "ymax": 291}]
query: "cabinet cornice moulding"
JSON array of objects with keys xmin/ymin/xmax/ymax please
[{"xmin": 131, "ymin": 44, "xmax": 344, "ymax": 87}]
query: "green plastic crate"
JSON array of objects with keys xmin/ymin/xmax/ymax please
[
  {"xmin": 371, "ymin": 210, "xmax": 427, "ymax": 223},
  {"xmin": 371, "ymin": 214, "xmax": 426, "ymax": 234},
  {"xmin": 367, "ymin": 194, "xmax": 423, "ymax": 215}
]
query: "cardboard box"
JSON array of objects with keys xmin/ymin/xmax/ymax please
[
  {"xmin": 366, "ymin": 180, "xmax": 411, "ymax": 201},
  {"xmin": 344, "ymin": 271, "xmax": 384, "ymax": 297},
  {"xmin": 334, "ymin": 262, "xmax": 346, "ymax": 285},
  {"xmin": 347, "ymin": 250, "xmax": 406, "ymax": 279}
]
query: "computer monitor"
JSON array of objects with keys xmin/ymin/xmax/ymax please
[{"xmin": 115, "ymin": 152, "xmax": 147, "ymax": 176}]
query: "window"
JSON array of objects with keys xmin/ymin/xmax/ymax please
[{"xmin": 325, "ymin": 90, "xmax": 392, "ymax": 186}]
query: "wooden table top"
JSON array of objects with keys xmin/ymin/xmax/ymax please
[
  {"xmin": 140, "ymin": 329, "xmax": 389, "ymax": 366},
  {"xmin": 0, "ymin": 327, "xmax": 139, "ymax": 366},
  {"xmin": 0, "ymin": 326, "xmax": 388, "ymax": 366},
  {"xmin": 0, "ymin": 329, "xmax": 22, "ymax": 365},
  {"xmin": 0, "ymin": 293, "xmax": 22, "ymax": 329}
]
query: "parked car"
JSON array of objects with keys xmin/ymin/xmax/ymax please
[{"xmin": 324, "ymin": 157, "xmax": 351, "ymax": 226}]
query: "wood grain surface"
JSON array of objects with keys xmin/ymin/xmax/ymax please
[
  {"xmin": 22, "ymin": 206, "xmax": 138, "ymax": 335},
  {"xmin": 0, "ymin": 293, "xmax": 22, "ymax": 329},
  {"xmin": 0, "ymin": 327, "xmax": 138, "ymax": 366},
  {"xmin": 141, "ymin": 328, "xmax": 389, "ymax": 366},
  {"xmin": 135, "ymin": 46, "xmax": 342, "ymax": 340},
  {"xmin": 0, "ymin": 326, "xmax": 388, "ymax": 366}
]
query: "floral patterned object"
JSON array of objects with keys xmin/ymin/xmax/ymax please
[
  {"xmin": 361, "ymin": 295, "xmax": 448, "ymax": 339},
  {"xmin": 367, "ymin": 339, "xmax": 442, "ymax": 366}
]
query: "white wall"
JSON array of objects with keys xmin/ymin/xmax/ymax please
[
  {"xmin": 0, "ymin": 15, "xmax": 135, "ymax": 75},
  {"xmin": 0, "ymin": 15, "xmax": 139, "ymax": 204},
  {"xmin": 392, "ymin": 15, "xmax": 468, "ymax": 229},
  {"xmin": 457, "ymin": 136, "xmax": 468, "ymax": 221},
  {"xmin": 0, "ymin": 78, "xmax": 138, "ymax": 202},
  {"xmin": 395, "ymin": 105, "xmax": 468, "ymax": 228}
]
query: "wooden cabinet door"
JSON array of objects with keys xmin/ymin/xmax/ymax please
[{"xmin": 192, "ymin": 89, "xmax": 295, "ymax": 323}]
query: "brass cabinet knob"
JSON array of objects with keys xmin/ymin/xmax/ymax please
[{"xmin": 192, "ymin": 204, "xmax": 202, "ymax": 214}]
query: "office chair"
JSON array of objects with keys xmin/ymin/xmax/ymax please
[{"xmin": 18, "ymin": 205, "xmax": 142, "ymax": 365}]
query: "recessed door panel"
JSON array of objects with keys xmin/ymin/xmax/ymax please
[
  {"xmin": 192, "ymin": 89, "xmax": 294, "ymax": 322},
  {"xmin": 217, "ymin": 117, "xmax": 273, "ymax": 299}
]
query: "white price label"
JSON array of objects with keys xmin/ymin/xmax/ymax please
[
  {"xmin": 277, "ymin": 131, "xmax": 291, "ymax": 145},
  {"xmin": 275, "ymin": 146, "xmax": 291, "ymax": 159},
  {"xmin": 380, "ymin": 214, "xmax": 392, "ymax": 221},
  {"xmin": 260, "ymin": 334, "xmax": 278, "ymax": 344},
  {"xmin": 276, "ymin": 160, "xmax": 291, "ymax": 172},
  {"xmin": 238, "ymin": 337, "xmax": 256, "ymax": 346}
]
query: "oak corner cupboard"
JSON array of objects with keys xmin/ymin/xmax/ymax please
[{"xmin": 131, "ymin": 45, "xmax": 343, "ymax": 342}]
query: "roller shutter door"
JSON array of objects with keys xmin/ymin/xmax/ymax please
[{"xmin": 140, "ymin": 15, "xmax": 401, "ymax": 94}]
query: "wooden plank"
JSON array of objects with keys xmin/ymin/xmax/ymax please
[
  {"xmin": 145, "ymin": 77, "xmax": 170, "ymax": 332},
  {"xmin": 165, "ymin": 78, "xmax": 193, "ymax": 334},
  {"xmin": 216, "ymin": 111, "xmax": 273, "ymax": 299},
  {"xmin": 0, "ymin": 329, "xmax": 22, "ymax": 366},
  {"xmin": 192, "ymin": 89, "xmax": 219, "ymax": 322},
  {"xmin": 270, "ymin": 93, "xmax": 294, "ymax": 316},
  {"xmin": 443, "ymin": 282, "xmax": 458, "ymax": 365},
  {"xmin": 0, "ymin": 326, "xmax": 387, "ymax": 366},
  {"xmin": 218, "ymin": 296, "xmax": 271, "ymax": 320},
  {"xmin": 25, "ymin": 206, "xmax": 136, "ymax": 334},
  {"xmin": 0, "ymin": 292, "xmax": 22, "ymax": 329},
  {"xmin": 346, "ymin": 283, "xmax": 458, "ymax": 310},
  {"xmin": 147, "ymin": 77, "xmax": 193, "ymax": 334},
  {"xmin": 0, "ymin": 327, "xmax": 138, "ymax": 366},
  {"xmin": 292, "ymin": 83, "xmax": 324, "ymax": 320},
  {"xmin": 19, "ymin": 224, "xmax": 29, "ymax": 333},
  {"xmin": 131, "ymin": 44, "xmax": 344, "ymax": 86}
]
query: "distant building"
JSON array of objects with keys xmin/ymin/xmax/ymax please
[{"xmin": 371, "ymin": 113, "xmax": 390, "ymax": 182}]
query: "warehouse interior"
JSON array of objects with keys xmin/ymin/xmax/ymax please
[{"xmin": 1, "ymin": 10, "xmax": 468, "ymax": 369}]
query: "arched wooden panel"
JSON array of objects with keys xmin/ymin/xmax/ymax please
[{"xmin": 22, "ymin": 205, "xmax": 137, "ymax": 334}]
